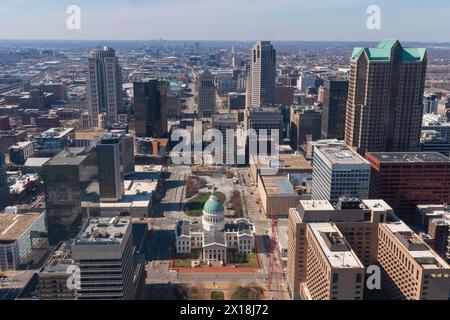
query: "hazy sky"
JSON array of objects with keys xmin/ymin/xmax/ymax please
[{"xmin": 0, "ymin": 0, "xmax": 449, "ymax": 41}]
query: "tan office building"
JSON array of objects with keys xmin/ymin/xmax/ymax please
[
  {"xmin": 300, "ymin": 223, "xmax": 365, "ymax": 300},
  {"xmin": 287, "ymin": 198, "xmax": 392, "ymax": 299},
  {"xmin": 377, "ymin": 220, "xmax": 450, "ymax": 300}
]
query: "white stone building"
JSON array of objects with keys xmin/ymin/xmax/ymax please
[{"xmin": 175, "ymin": 193, "xmax": 255, "ymax": 264}]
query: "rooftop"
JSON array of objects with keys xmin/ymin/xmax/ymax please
[
  {"xmin": 45, "ymin": 147, "xmax": 90, "ymax": 166},
  {"xmin": 254, "ymin": 153, "xmax": 312, "ymax": 171},
  {"xmin": 351, "ymin": 40, "xmax": 426, "ymax": 62},
  {"xmin": 75, "ymin": 217, "xmax": 131, "ymax": 245},
  {"xmin": 0, "ymin": 212, "xmax": 43, "ymax": 242},
  {"xmin": 367, "ymin": 152, "xmax": 450, "ymax": 163},
  {"xmin": 382, "ymin": 220, "xmax": 448, "ymax": 267},
  {"xmin": 260, "ymin": 175, "xmax": 297, "ymax": 196},
  {"xmin": 316, "ymin": 145, "xmax": 369, "ymax": 165},
  {"xmin": 309, "ymin": 223, "xmax": 363, "ymax": 269}
]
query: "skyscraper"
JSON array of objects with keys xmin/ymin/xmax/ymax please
[
  {"xmin": 97, "ymin": 135, "xmax": 124, "ymax": 202},
  {"xmin": 43, "ymin": 148, "xmax": 98, "ymax": 244},
  {"xmin": 321, "ymin": 78, "xmax": 349, "ymax": 140},
  {"xmin": 345, "ymin": 40, "xmax": 427, "ymax": 155},
  {"xmin": 247, "ymin": 41, "xmax": 276, "ymax": 108},
  {"xmin": 87, "ymin": 46, "xmax": 123, "ymax": 127},
  {"xmin": 0, "ymin": 150, "xmax": 9, "ymax": 211},
  {"xmin": 197, "ymin": 69, "xmax": 216, "ymax": 118},
  {"xmin": 133, "ymin": 79, "xmax": 168, "ymax": 138},
  {"xmin": 71, "ymin": 217, "xmax": 145, "ymax": 300}
]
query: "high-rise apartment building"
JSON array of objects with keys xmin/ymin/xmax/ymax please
[
  {"xmin": 365, "ymin": 152, "xmax": 450, "ymax": 224},
  {"xmin": 71, "ymin": 217, "xmax": 144, "ymax": 300},
  {"xmin": 321, "ymin": 78, "xmax": 349, "ymax": 140},
  {"xmin": 197, "ymin": 69, "xmax": 216, "ymax": 118},
  {"xmin": 247, "ymin": 41, "xmax": 276, "ymax": 108},
  {"xmin": 87, "ymin": 46, "xmax": 123, "ymax": 127},
  {"xmin": 287, "ymin": 198, "xmax": 392, "ymax": 299},
  {"xmin": 311, "ymin": 143, "xmax": 371, "ymax": 201},
  {"xmin": 345, "ymin": 40, "xmax": 427, "ymax": 155},
  {"xmin": 97, "ymin": 135, "xmax": 124, "ymax": 202},
  {"xmin": 133, "ymin": 79, "xmax": 168, "ymax": 138},
  {"xmin": 377, "ymin": 219, "xmax": 450, "ymax": 300}
]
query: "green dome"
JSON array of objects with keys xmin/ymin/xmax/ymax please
[{"xmin": 203, "ymin": 194, "xmax": 224, "ymax": 214}]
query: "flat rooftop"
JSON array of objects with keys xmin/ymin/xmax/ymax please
[
  {"xmin": 309, "ymin": 223, "xmax": 363, "ymax": 269},
  {"xmin": 260, "ymin": 175, "xmax": 297, "ymax": 196},
  {"xmin": 75, "ymin": 217, "xmax": 131, "ymax": 245},
  {"xmin": 382, "ymin": 220, "xmax": 448, "ymax": 266},
  {"xmin": 299, "ymin": 200, "xmax": 335, "ymax": 211},
  {"xmin": 0, "ymin": 212, "xmax": 43, "ymax": 242},
  {"xmin": 254, "ymin": 154, "xmax": 312, "ymax": 171},
  {"xmin": 316, "ymin": 145, "xmax": 369, "ymax": 165},
  {"xmin": 45, "ymin": 147, "xmax": 89, "ymax": 166},
  {"xmin": 368, "ymin": 152, "xmax": 450, "ymax": 163}
]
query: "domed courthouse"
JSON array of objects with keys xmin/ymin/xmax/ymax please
[{"xmin": 175, "ymin": 193, "xmax": 255, "ymax": 264}]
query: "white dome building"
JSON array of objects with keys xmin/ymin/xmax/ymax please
[{"xmin": 202, "ymin": 193, "xmax": 225, "ymax": 232}]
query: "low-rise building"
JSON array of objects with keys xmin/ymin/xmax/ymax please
[
  {"xmin": 0, "ymin": 209, "xmax": 47, "ymax": 270},
  {"xmin": 258, "ymin": 175, "xmax": 300, "ymax": 217}
]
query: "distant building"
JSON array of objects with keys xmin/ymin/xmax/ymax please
[
  {"xmin": 87, "ymin": 46, "xmax": 123, "ymax": 127},
  {"xmin": 312, "ymin": 143, "xmax": 370, "ymax": 201},
  {"xmin": 365, "ymin": 152, "xmax": 450, "ymax": 224},
  {"xmin": 275, "ymin": 86, "xmax": 294, "ymax": 106},
  {"xmin": 423, "ymin": 93, "xmax": 439, "ymax": 114},
  {"xmin": 321, "ymin": 78, "xmax": 349, "ymax": 140},
  {"xmin": 247, "ymin": 41, "xmax": 276, "ymax": 108},
  {"xmin": 133, "ymin": 79, "xmax": 168, "ymax": 138},
  {"xmin": 0, "ymin": 150, "xmax": 9, "ymax": 211},
  {"xmin": 228, "ymin": 92, "xmax": 246, "ymax": 110},
  {"xmin": 289, "ymin": 106, "xmax": 322, "ymax": 150},
  {"xmin": 0, "ymin": 129, "xmax": 27, "ymax": 153},
  {"xmin": 297, "ymin": 73, "xmax": 317, "ymax": 93},
  {"xmin": 345, "ymin": 40, "xmax": 427, "ymax": 155},
  {"xmin": 9, "ymin": 141, "xmax": 35, "ymax": 165},
  {"xmin": 197, "ymin": 69, "xmax": 216, "ymax": 118},
  {"xmin": 417, "ymin": 204, "xmax": 450, "ymax": 262},
  {"xmin": 420, "ymin": 130, "xmax": 450, "ymax": 156},
  {"xmin": 35, "ymin": 127, "xmax": 75, "ymax": 157},
  {"xmin": 97, "ymin": 135, "xmax": 124, "ymax": 202}
]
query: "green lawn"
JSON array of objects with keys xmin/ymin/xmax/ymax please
[
  {"xmin": 211, "ymin": 291, "xmax": 225, "ymax": 300},
  {"xmin": 185, "ymin": 192, "xmax": 226, "ymax": 217},
  {"xmin": 228, "ymin": 252, "xmax": 258, "ymax": 268}
]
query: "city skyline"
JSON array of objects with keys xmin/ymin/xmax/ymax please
[{"xmin": 0, "ymin": 0, "xmax": 450, "ymax": 42}]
